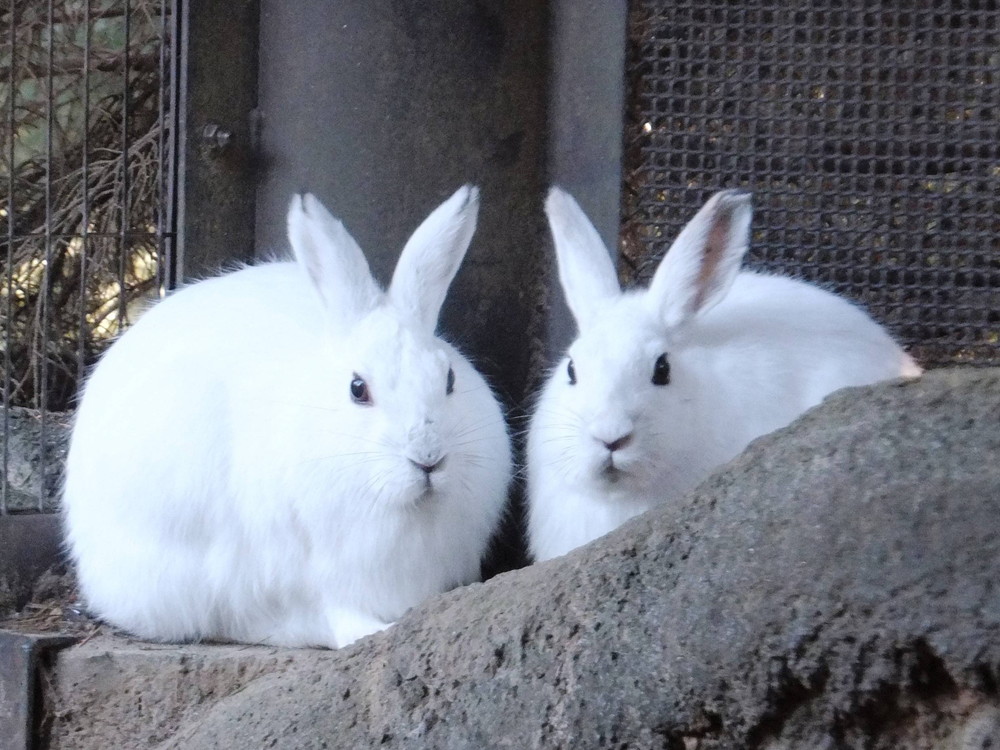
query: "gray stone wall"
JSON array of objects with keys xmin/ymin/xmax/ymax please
[{"xmin": 0, "ymin": 407, "xmax": 69, "ymax": 513}]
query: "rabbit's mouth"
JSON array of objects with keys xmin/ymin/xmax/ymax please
[
  {"xmin": 415, "ymin": 482, "xmax": 435, "ymax": 504},
  {"xmin": 599, "ymin": 460, "xmax": 626, "ymax": 484},
  {"xmin": 414, "ymin": 475, "xmax": 444, "ymax": 506},
  {"xmin": 405, "ymin": 456, "xmax": 447, "ymax": 506}
]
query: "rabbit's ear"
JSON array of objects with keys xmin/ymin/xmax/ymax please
[
  {"xmin": 648, "ymin": 190, "xmax": 752, "ymax": 327},
  {"xmin": 545, "ymin": 187, "xmax": 621, "ymax": 329},
  {"xmin": 389, "ymin": 185, "xmax": 479, "ymax": 334},
  {"xmin": 288, "ymin": 194, "xmax": 381, "ymax": 323}
]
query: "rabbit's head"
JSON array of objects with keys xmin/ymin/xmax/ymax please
[
  {"xmin": 536, "ymin": 188, "xmax": 752, "ymax": 504},
  {"xmin": 288, "ymin": 186, "xmax": 505, "ymax": 510}
]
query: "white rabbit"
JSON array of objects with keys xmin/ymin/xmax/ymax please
[
  {"xmin": 527, "ymin": 188, "xmax": 921, "ymax": 562},
  {"xmin": 63, "ymin": 185, "xmax": 511, "ymax": 648}
]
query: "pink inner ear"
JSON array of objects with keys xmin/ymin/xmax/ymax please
[{"xmin": 692, "ymin": 211, "xmax": 730, "ymax": 313}]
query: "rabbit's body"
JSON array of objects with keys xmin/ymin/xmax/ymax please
[
  {"xmin": 528, "ymin": 190, "xmax": 919, "ymax": 562},
  {"xmin": 64, "ymin": 188, "xmax": 511, "ymax": 647}
]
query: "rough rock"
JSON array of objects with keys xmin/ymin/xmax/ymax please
[
  {"xmin": 0, "ymin": 408, "xmax": 71, "ymax": 613},
  {"xmin": 0, "ymin": 515, "xmax": 70, "ymax": 617},
  {"xmin": 41, "ymin": 368, "xmax": 1000, "ymax": 749},
  {"xmin": 0, "ymin": 406, "xmax": 70, "ymax": 513}
]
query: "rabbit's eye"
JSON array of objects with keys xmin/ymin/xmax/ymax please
[
  {"xmin": 567, "ymin": 358, "xmax": 577, "ymax": 385},
  {"xmin": 350, "ymin": 374, "xmax": 372, "ymax": 405},
  {"xmin": 446, "ymin": 366, "xmax": 455, "ymax": 396},
  {"xmin": 652, "ymin": 353, "xmax": 670, "ymax": 386}
]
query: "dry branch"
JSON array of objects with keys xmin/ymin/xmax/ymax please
[{"xmin": 1, "ymin": 0, "xmax": 168, "ymax": 411}]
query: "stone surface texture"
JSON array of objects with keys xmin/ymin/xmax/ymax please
[
  {"xmin": 0, "ymin": 406, "xmax": 69, "ymax": 513},
  {"xmin": 41, "ymin": 369, "xmax": 1000, "ymax": 749}
]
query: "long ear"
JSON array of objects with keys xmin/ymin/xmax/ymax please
[
  {"xmin": 648, "ymin": 190, "xmax": 752, "ymax": 327},
  {"xmin": 545, "ymin": 187, "xmax": 621, "ymax": 329},
  {"xmin": 389, "ymin": 185, "xmax": 479, "ymax": 334},
  {"xmin": 287, "ymin": 193, "xmax": 381, "ymax": 325}
]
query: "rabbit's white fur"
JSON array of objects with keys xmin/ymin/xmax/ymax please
[
  {"xmin": 528, "ymin": 188, "xmax": 920, "ymax": 562},
  {"xmin": 63, "ymin": 186, "xmax": 511, "ymax": 648}
]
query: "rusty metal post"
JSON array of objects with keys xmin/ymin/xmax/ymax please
[{"xmin": 174, "ymin": 0, "xmax": 260, "ymax": 282}]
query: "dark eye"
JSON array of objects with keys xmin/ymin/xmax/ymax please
[
  {"xmin": 652, "ymin": 353, "xmax": 670, "ymax": 386},
  {"xmin": 446, "ymin": 366, "xmax": 455, "ymax": 395},
  {"xmin": 350, "ymin": 374, "xmax": 372, "ymax": 405},
  {"xmin": 567, "ymin": 358, "xmax": 577, "ymax": 385}
]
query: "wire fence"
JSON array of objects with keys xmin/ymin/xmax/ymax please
[
  {"xmin": 622, "ymin": 0, "xmax": 999, "ymax": 368},
  {"xmin": 1, "ymin": 0, "xmax": 176, "ymax": 513}
]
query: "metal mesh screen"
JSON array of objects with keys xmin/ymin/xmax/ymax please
[
  {"xmin": 623, "ymin": 0, "xmax": 1000, "ymax": 368},
  {"xmin": 1, "ymin": 0, "xmax": 177, "ymax": 513}
]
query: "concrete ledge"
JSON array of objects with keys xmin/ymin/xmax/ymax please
[{"xmin": 38, "ymin": 637, "xmax": 341, "ymax": 748}]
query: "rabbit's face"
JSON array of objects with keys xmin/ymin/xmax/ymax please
[
  {"xmin": 542, "ymin": 292, "xmax": 689, "ymax": 502},
  {"xmin": 334, "ymin": 306, "xmax": 468, "ymax": 508},
  {"xmin": 285, "ymin": 185, "xmax": 501, "ymax": 513},
  {"xmin": 534, "ymin": 186, "xmax": 754, "ymax": 506}
]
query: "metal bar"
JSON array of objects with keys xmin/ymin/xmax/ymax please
[
  {"xmin": 156, "ymin": 0, "xmax": 168, "ymax": 294},
  {"xmin": 163, "ymin": 0, "xmax": 181, "ymax": 292},
  {"xmin": 118, "ymin": 0, "xmax": 132, "ymax": 330},
  {"xmin": 39, "ymin": 0, "xmax": 55, "ymax": 512},
  {"xmin": 77, "ymin": 0, "xmax": 92, "ymax": 398},
  {"xmin": 156, "ymin": 0, "xmax": 180, "ymax": 293},
  {"xmin": 2, "ymin": 0, "xmax": 17, "ymax": 516}
]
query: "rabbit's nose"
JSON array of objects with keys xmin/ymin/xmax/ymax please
[
  {"xmin": 590, "ymin": 413, "xmax": 635, "ymax": 453},
  {"xmin": 600, "ymin": 433, "xmax": 633, "ymax": 453},
  {"xmin": 410, "ymin": 455, "xmax": 446, "ymax": 475}
]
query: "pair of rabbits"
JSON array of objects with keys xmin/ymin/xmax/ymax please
[{"xmin": 63, "ymin": 185, "xmax": 920, "ymax": 649}]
